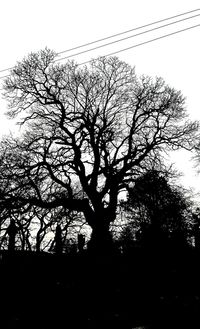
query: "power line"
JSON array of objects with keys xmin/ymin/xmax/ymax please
[
  {"xmin": 0, "ymin": 8, "xmax": 199, "ymax": 75},
  {"xmin": 57, "ymin": 8, "xmax": 200, "ymax": 55},
  {"xmin": 55, "ymin": 13, "xmax": 200, "ymax": 63},
  {"xmin": 0, "ymin": 66, "xmax": 14, "ymax": 74},
  {"xmin": 0, "ymin": 22, "xmax": 198, "ymax": 93},
  {"xmin": 79, "ymin": 23, "xmax": 200, "ymax": 65},
  {"xmin": 0, "ymin": 22, "xmax": 199, "ymax": 83},
  {"xmin": 0, "ymin": 22, "xmax": 199, "ymax": 86},
  {"xmin": 0, "ymin": 74, "xmax": 10, "ymax": 79}
]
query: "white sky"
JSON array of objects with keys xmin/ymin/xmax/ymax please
[{"xmin": 0, "ymin": 0, "xmax": 200, "ymax": 198}]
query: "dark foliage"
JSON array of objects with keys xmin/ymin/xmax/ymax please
[{"xmin": 118, "ymin": 170, "xmax": 192, "ymax": 252}]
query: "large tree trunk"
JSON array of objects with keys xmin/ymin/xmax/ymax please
[
  {"xmin": 54, "ymin": 224, "xmax": 63, "ymax": 254},
  {"xmin": 87, "ymin": 219, "xmax": 114, "ymax": 255},
  {"xmin": 8, "ymin": 219, "xmax": 17, "ymax": 253}
]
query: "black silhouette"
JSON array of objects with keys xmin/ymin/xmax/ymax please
[
  {"xmin": 77, "ymin": 233, "xmax": 85, "ymax": 253},
  {"xmin": 0, "ymin": 49, "xmax": 199, "ymax": 328},
  {"xmin": 192, "ymin": 207, "xmax": 200, "ymax": 249},
  {"xmin": 7, "ymin": 218, "xmax": 17, "ymax": 252},
  {"xmin": 54, "ymin": 224, "xmax": 63, "ymax": 254},
  {"xmin": 0, "ymin": 48, "xmax": 198, "ymax": 253},
  {"xmin": 122, "ymin": 170, "xmax": 190, "ymax": 250}
]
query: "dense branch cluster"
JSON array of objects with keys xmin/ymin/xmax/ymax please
[{"xmin": 0, "ymin": 49, "xmax": 198, "ymax": 249}]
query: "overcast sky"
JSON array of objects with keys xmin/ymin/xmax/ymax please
[{"xmin": 0, "ymin": 0, "xmax": 200, "ymax": 198}]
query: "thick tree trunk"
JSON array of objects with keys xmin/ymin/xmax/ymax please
[
  {"xmin": 8, "ymin": 220, "xmax": 17, "ymax": 253},
  {"xmin": 55, "ymin": 224, "xmax": 63, "ymax": 254},
  {"xmin": 87, "ymin": 220, "xmax": 114, "ymax": 255}
]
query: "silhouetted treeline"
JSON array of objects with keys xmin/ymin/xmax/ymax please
[
  {"xmin": 0, "ymin": 49, "xmax": 200, "ymax": 327},
  {"xmin": 0, "ymin": 49, "xmax": 198, "ymax": 257}
]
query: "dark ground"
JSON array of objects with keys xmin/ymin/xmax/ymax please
[{"xmin": 1, "ymin": 248, "xmax": 200, "ymax": 328}]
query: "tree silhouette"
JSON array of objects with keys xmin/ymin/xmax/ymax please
[
  {"xmin": 0, "ymin": 48, "xmax": 198, "ymax": 253},
  {"xmin": 77, "ymin": 233, "xmax": 85, "ymax": 253},
  {"xmin": 54, "ymin": 224, "xmax": 63, "ymax": 254},
  {"xmin": 192, "ymin": 207, "xmax": 200, "ymax": 249},
  {"xmin": 7, "ymin": 218, "xmax": 17, "ymax": 252},
  {"xmin": 123, "ymin": 170, "xmax": 191, "ymax": 250}
]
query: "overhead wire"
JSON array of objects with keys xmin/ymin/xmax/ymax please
[
  {"xmin": 54, "ymin": 13, "xmax": 200, "ymax": 63},
  {"xmin": 0, "ymin": 22, "xmax": 199, "ymax": 85},
  {"xmin": 0, "ymin": 9, "xmax": 199, "ymax": 87},
  {"xmin": 57, "ymin": 8, "xmax": 200, "ymax": 55},
  {"xmin": 0, "ymin": 8, "xmax": 199, "ymax": 75},
  {"xmin": 79, "ymin": 24, "xmax": 200, "ymax": 65}
]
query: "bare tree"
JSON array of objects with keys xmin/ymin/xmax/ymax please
[{"xmin": 1, "ymin": 48, "xmax": 198, "ymax": 253}]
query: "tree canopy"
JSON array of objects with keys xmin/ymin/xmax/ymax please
[
  {"xmin": 0, "ymin": 48, "xmax": 198, "ymax": 251},
  {"xmin": 122, "ymin": 170, "xmax": 192, "ymax": 249}
]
